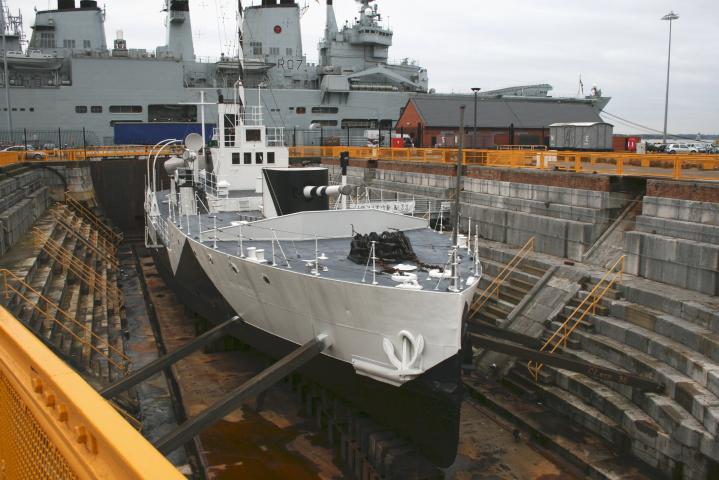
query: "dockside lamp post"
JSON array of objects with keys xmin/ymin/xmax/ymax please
[
  {"xmin": 471, "ymin": 88, "xmax": 481, "ymax": 149},
  {"xmin": 661, "ymin": 11, "xmax": 679, "ymax": 145}
]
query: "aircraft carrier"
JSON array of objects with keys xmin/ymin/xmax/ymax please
[{"xmin": 1, "ymin": 0, "xmax": 609, "ymax": 145}]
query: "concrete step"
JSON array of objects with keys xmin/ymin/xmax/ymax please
[
  {"xmin": 569, "ymin": 327, "xmax": 719, "ymax": 452},
  {"xmin": 476, "ymin": 244, "xmax": 548, "ymax": 280},
  {"xmin": 542, "ymin": 361, "xmax": 716, "ymax": 475},
  {"xmin": 476, "ymin": 276, "xmax": 526, "ymax": 306},
  {"xmin": 610, "ymin": 300, "xmax": 719, "ymax": 365},
  {"xmin": 464, "ymin": 375, "xmax": 666, "ymax": 480},
  {"xmin": 590, "ymin": 314, "xmax": 719, "ymax": 400},
  {"xmin": 478, "ymin": 257, "xmax": 541, "ymax": 288}
]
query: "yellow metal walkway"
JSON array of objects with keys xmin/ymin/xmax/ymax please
[{"xmin": 0, "ymin": 305, "xmax": 183, "ymax": 479}]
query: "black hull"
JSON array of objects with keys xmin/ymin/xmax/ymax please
[{"xmin": 150, "ymin": 242, "xmax": 463, "ymax": 467}]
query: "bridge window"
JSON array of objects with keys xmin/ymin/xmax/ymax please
[
  {"xmin": 269, "ymin": 47, "xmax": 280, "ymax": 56},
  {"xmin": 267, "ymin": 152, "xmax": 275, "ymax": 164},
  {"xmin": 311, "ymin": 120, "xmax": 338, "ymax": 127},
  {"xmin": 91, "ymin": 106, "xmax": 103, "ymax": 113},
  {"xmin": 224, "ymin": 114, "xmax": 238, "ymax": 147},
  {"xmin": 256, "ymin": 152, "xmax": 264, "ymax": 164},
  {"xmin": 295, "ymin": 107, "xmax": 306, "ymax": 114},
  {"xmin": 39, "ymin": 33, "xmax": 55, "ymax": 48},
  {"xmin": 312, "ymin": 107, "xmax": 339, "ymax": 114},
  {"xmin": 63, "ymin": 39, "xmax": 76, "ymax": 49},
  {"xmin": 341, "ymin": 119, "xmax": 377, "ymax": 129},
  {"xmin": 245, "ymin": 129, "xmax": 261, "ymax": 142},
  {"xmin": 250, "ymin": 41, "xmax": 262, "ymax": 55},
  {"xmin": 243, "ymin": 153, "xmax": 252, "ymax": 164},
  {"xmin": 109, "ymin": 105, "xmax": 143, "ymax": 114},
  {"xmin": 75, "ymin": 106, "xmax": 87, "ymax": 114},
  {"xmin": 232, "ymin": 153, "xmax": 240, "ymax": 165},
  {"xmin": 286, "ymin": 48, "xmax": 293, "ymax": 56},
  {"xmin": 83, "ymin": 40, "xmax": 91, "ymax": 49}
]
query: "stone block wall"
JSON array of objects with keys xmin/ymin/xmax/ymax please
[
  {"xmin": 326, "ymin": 162, "xmax": 629, "ymax": 261},
  {"xmin": 0, "ymin": 163, "xmax": 95, "ymax": 256},
  {"xmin": 625, "ymin": 196, "xmax": 719, "ymax": 296}
]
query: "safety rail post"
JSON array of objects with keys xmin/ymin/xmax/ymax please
[
  {"xmin": 527, "ymin": 255, "xmax": 625, "ymax": 381},
  {"xmin": 0, "ymin": 269, "xmax": 131, "ymax": 375},
  {"xmin": 673, "ymin": 157, "xmax": 682, "ymax": 180},
  {"xmin": 468, "ymin": 236, "xmax": 535, "ymax": 319}
]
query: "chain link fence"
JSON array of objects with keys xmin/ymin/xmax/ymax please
[{"xmin": 0, "ymin": 129, "xmax": 101, "ymax": 149}]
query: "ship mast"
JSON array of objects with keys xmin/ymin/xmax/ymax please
[{"xmin": 0, "ymin": 0, "xmax": 12, "ymax": 134}]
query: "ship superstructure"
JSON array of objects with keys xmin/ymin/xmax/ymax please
[
  {"xmin": 144, "ymin": 70, "xmax": 480, "ymax": 464},
  {"xmin": 1, "ymin": 0, "xmax": 609, "ymax": 145}
]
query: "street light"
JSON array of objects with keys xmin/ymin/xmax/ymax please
[
  {"xmin": 471, "ymin": 88, "xmax": 481, "ymax": 148},
  {"xmin": 661, "ymin": 11, "xmax": 679, "ymax": 145}
]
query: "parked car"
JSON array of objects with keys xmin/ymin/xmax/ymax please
[
  {"xmin": 0, "ymin": 145, "xmax": 47, "ymax": 160},
  {"xmin": 665, "ymin": 143, "xmax": 699, "ymax": 154}
]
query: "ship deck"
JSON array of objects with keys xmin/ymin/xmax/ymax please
[{"xmin": 155, "ymin": 191, "xmax": 478, "ymax": 292}]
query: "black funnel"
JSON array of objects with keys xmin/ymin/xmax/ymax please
[{"xmin": 79, "ymin": 0, "xmax": 98, "ymax": 7}]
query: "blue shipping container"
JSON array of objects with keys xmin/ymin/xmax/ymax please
[{"xmin": 114, "ymin": 123, "xmax": 216, "ymax": 146}]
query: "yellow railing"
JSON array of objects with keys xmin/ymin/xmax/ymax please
[
  {"xmin": 54, "ymin": 204, "xmax": 118, "ymax": 256},
  {"xmin": 33, "ymin": 229, "xmax": 123, "ymax": 310},
  {"xmin": 64, "ymin": 193, "xmax": 124, "ymax": 245},
  {"xmin": 49, "ymin": 208, "xmax": 120, "ymax": 270},
  {"xmin": 0, "ymin": 145, "xmax": 184, "ymax": 166},
  {"xmin": 468, "ymin": 237, "xmax": 535, "ymax": 320},
  {"xmin": 0, "ymin": 304, "xmax": 182, "ymax": 479},
  {"xmin": 288, "ymin": 146, "xmax": 719, "ymax": 181},
  {"xmin": 527, "ymin": 255, "xmax": 625, "ymax": 380},
  {"xmin": 0, "ymin": 269, "xmax": 131, "ymax": 376}
]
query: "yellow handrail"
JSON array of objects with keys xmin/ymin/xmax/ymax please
[
  {"xmin": 0, "ymin": 304, "xmax": 182, "ymax": 479},
  {"xmin": 64, "ymin": 193, "xmax": 124, "ymax": 245},
  {"xmin": 468, "ymin": 237, "xmax": 535, "ymax": 319},
  {"xmin": 49, "ymin": 209, "xmax": 119, "ymax": 269},
  {"xmin": 33, "ymin": 229, "xmax": 123, "ymax": 309},
  {"xmin": 287, "ymin": 146, "xmax": 719, "ymax": 181},
  {"xmin": 55, "ymin": 204, "xmax": 118, "ymax": 255},
  {"xmin": 527, "ymin": 255, "xmax": 625, "ymax": 380},
  {"xmin": 0, "ymin": 269, "xmax": 130, "ymax": 375}
]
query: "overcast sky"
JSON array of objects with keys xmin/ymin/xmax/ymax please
[{"xmin": 15, "ymin": 0, "xmax": 719, "ymax": 134}]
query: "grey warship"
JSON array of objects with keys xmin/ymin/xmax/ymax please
[{"xmin": 1, "ymin": 0, "xmax": 608, "ymax": 144}]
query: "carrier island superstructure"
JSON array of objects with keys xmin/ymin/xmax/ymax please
[{"xmin": 1, "ymin": 0, "xmax": 609, "ymax": 144}]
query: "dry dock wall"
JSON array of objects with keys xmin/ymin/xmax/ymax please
[
  {"xmin": 323, "ymin": 159, "xmax": 629, "ymax": 261},
  {"xmin": 625, "ymin": 181, "xmax": 719, "ymax": 296},
  {"xmin": 0, "ymin": 163, "xmax": 95, "ymax": 256}
]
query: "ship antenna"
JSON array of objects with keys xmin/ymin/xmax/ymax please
[
  {"xmin": 450, "ymin": 105, "xmax": 465, "ymax": 292},
  {"xmin": 1, "ymin": 0, "xmax": 13, "ymax": 134}
]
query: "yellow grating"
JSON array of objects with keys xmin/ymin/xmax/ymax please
[{"xmin": 0, "ymin": 370, "xmax": 78, "ymax": 480}]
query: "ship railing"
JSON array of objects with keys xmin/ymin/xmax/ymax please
[
  {"xmin": 527, "ymin": 256, "xmax": 625, "ymax": 381},
  {"xmin": 266, "ymin": 127, "xmax": 286, "ymax": 147},
  {"xmin": 153, "ymin": 215, "xmax": 170, "ymax": 245},
  {"xmin": 240, "ymin": 106, "xmax": 264, "ymax": 126},
  {"xmin": 0, "ymin": 304, "xmax": 183, "ymax": 479},
  {"xmin": 199, "ymin": 170, "xmax": 220, "ymax": 197}
]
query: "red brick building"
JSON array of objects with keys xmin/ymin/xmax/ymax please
[{"xmin": 395, "ymin": 94, "xmax": 605, "ymax": 148}]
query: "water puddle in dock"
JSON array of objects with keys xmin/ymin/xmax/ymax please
[{"xmin": 202, "ymin": 413, "xmax": 339, "ymax": 480}]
